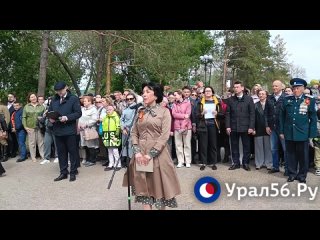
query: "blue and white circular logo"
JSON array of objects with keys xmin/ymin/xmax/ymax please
[{"xmin": 194, "ymin": 176, "xmax": 221, "ymax": 203}]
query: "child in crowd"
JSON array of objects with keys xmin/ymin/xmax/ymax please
[{"xmin": 100, "ymin": 105, "xmax": 121, "ymax": 171}]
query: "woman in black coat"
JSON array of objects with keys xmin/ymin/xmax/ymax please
[{"xmin": 252, "ymin": 90, "xmax": 272, "ymax": 170}]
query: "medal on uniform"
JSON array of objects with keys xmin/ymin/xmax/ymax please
[{"xmin": 299, "ymin": 98, "xmax": 310, "ymax": 115}]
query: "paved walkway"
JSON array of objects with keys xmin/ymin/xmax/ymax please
[{"xmin": 0, "ymin": 158, "xmax": 319, "ymax": 210}]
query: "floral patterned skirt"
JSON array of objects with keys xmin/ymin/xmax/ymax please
[{"xmin": 132, "ymin": 187, "xmax": 178, "ymax": 209}]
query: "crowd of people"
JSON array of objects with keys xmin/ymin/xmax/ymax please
[{"xmin": 1, "ymin": 78, "xmax": 320, "ymax": 209}]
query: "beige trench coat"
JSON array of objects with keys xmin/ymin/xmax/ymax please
[{"xmin": 123, "ymin": 105, "xmax": 181, "ymax": 200}]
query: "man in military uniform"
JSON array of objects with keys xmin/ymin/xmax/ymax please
[{"xmin": 280, "ymin": 78, "xmax": 317, "ymax": 183}]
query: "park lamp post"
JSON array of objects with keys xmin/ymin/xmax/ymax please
[{"xmin": 200, "ymin": 54, "xmax": 213, "ymax": 86}]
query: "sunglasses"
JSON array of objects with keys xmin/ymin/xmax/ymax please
[
  {"xmin": 126, "ymin": 98, "xmax": 134, "ymax": 101},
  {"xmin": 191, "ymin": 94, "xmax": 197, "ymax": 96}
]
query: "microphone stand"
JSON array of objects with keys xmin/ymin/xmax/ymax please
[{"xmin": 107, "ymin": 105, "xmax": 140, "ymax": 210}]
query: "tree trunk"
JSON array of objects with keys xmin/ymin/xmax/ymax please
[
  {"xmin": 232, "ymin": 68, "xmax": 236, "ymax": 87},
  {"xmin": 37, "ymin": 30, "xmax": 50, "ymax": 97},
  {"xmin": 48, "ymin": 44, "xmax": 81, "ymax": 96},
  {"xmin": 84, "ymin": 73, "xmax": 93, "ymax": 94},
  {"xmin": 106, "ymin": 43, "xmax": 112, "ymax": 95},
  {"xmin": 96, "ymin": 34, "xmax": 106, "ymax": 95}
]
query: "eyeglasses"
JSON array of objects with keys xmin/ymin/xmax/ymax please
[
  {"xmin": 126, "ymin": 98, "xmax": 134, "ymax": 101},
  {"xmin": 191, "ymin": 94, "xmax": 197, "ymax": 96}
]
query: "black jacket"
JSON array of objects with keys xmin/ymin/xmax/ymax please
[
  {"xmin": 48, "ymin": 90, "xmax": 82, "ymax": 136},
  {"xmin": 225, "ymin": 95, "xmax": 255, "ymax": 132},
  {"xmin": 193, "ymin": 97, "xmax": 220, "ymax": 133},
  {"xmin": 266, "ymin": 92, "xmax": 285, "ymax": 132},
  {"xmin": 254, "ymin": 101, "xmax": 270, "ymax": 136}
]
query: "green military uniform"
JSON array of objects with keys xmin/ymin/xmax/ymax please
[
  {"xmin": 280, "ymin": 78, "xmax": 317, "ymax": 182},
  {"xmin": 280, "ymin": 94, "xmax": 317, "ymax": 141}
]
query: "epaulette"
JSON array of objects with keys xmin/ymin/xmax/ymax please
[
  {"xmin": 285, "ymin": 94, "xmax": 294, "ymax": 98},
  {"xmin": 304, "ymin": 94, "xmax": 314, "ymax": 98}
]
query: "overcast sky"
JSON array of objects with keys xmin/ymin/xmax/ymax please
[{"xmin": 269, "ymin": 30, "xmax": 320, "ymax": 82}]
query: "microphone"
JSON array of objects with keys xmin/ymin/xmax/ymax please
[{"xmin": 130, "ymin": 102, "xmax": 144, "ymax": 109}]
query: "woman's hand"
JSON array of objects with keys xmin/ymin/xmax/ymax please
[
  {"xmin": 135, "ymin": 153, "xmax": 143, "ymax": 165},
  {"xmin": 143, "ymin": 155, "xmax": 152, "ymax": 166}
]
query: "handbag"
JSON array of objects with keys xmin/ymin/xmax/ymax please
[{"xmin": 83, "ymin": 127, "xmax": 99, "ymax": 141}]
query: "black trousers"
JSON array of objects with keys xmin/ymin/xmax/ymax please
[
  {"xmin": 55, "ymin": 135, "xmax": 79, "ymax": 175},
  {"xmin": 230, "ymin": 132, "xmax": 251, "ymax": 166},
  {"xmin": 217, "ymin": 127, "xmax": 230, "ymax": 162},
  {"xmin": 286, "ymin": 140, "xmax": 309, "ymax": 180},
  {"xmin": 7, "ymin": 131, "xmax": 18, "ymax": 157},
  {"xmin": 191, "ymin": 132, "xmax": 198, "ymax": 164},
  {"xmin": 0, "ymin": 161, "xmax": 5, "ymax": 175},
  {"xmin": 198, "ymin": 125, "xmax": 217, "ymax": 165},
  {"xmin": 171, "ymin": 136, "xmax": 177, "ymax": 159}
]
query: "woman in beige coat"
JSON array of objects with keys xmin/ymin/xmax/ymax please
[{"xmin": 123, "ymin": 82, "xmax": 181, "ymax": 210}]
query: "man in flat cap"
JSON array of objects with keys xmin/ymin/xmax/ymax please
[
  {"xmin": 48, "ymin": 81, "xmax": 82, "ymax": 182},
  {"xmin": 280, "ymin": 78, "xmax": 317, "ymax": 183}
]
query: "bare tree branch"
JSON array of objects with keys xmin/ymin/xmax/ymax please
[
  {"xmin": 48, "ymin": 43, "xmax": 81, "ymax": 96},
  {"xmin": 91, "ymin": 30, "xmax": 157, "ymax": 57}
]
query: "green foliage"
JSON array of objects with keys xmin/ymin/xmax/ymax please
[
  {"xmin": 0, "ymin": 30, "xmax": 41, "ymax": 103},
  {"xmin": 113, "ymin": 30, "xmax": 214, "ymax": 89},
  {"xmin": 0, "ymin": 30, "xmax": 298, "ymax": 100},
  {"xmin": 212, "ymin": 30, "xmax": 291, "ymax": 92}
]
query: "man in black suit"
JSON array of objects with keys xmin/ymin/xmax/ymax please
[
  {"xmin": 226, "ymin": 81, "xmax": 255, "ymax": 171},
  {"xmin": 48, "ymin": 82, "xmax": 82, "ymax": 182}
]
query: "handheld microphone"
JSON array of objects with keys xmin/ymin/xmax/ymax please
[{"xmin": 130, "ymin": 102, "xmax": 144, "ymax": 109}]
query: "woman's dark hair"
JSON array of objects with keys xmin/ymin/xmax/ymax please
[
  {"xmin": 204, "ymin": 86, "xmax": 215, "ymax": 95},
  {"xmin": 305, "ymin": 87, "xmax": 312, "ymax": 94},
  {"xmin": 109, "ymin": 94, "xmax": 116, "ymax": 101},
  {"xmin": 256, "ymin": 89, "xmax": 269, "ymax": 96},
  {"xmin": 27, "ymin": 92, "xmax": 38, "ymax": 103},
  {"xmin": 142, "ymin": 82, "xmax": 164, "ymax": 104}
]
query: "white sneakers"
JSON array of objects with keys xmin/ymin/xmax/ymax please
[
  {"xmin": 40, "ymin": 159, "xmax": 50, "ymax": 165},
  {"xmin": 54, "ymin": 158, "xmax": 59, "ymax": 163},
  {"xmin": 176, "ymin": 163, "xmax": 184, "ymax": 168},
  {"xmin": 177, "ymin": 163, "xmax": 191, "ymax": 168}
]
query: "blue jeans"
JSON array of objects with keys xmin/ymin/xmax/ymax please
[
  {"xmin": 17, "ymin": 129, "xmax": 27, "ymax": 159},
  {"xmin": 44, "ymin": 129, "xmax": 57, "ymax": 160},
  {"xmin": 270, "ymin": 130, "xmax": 287, "ymax": 172}
]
